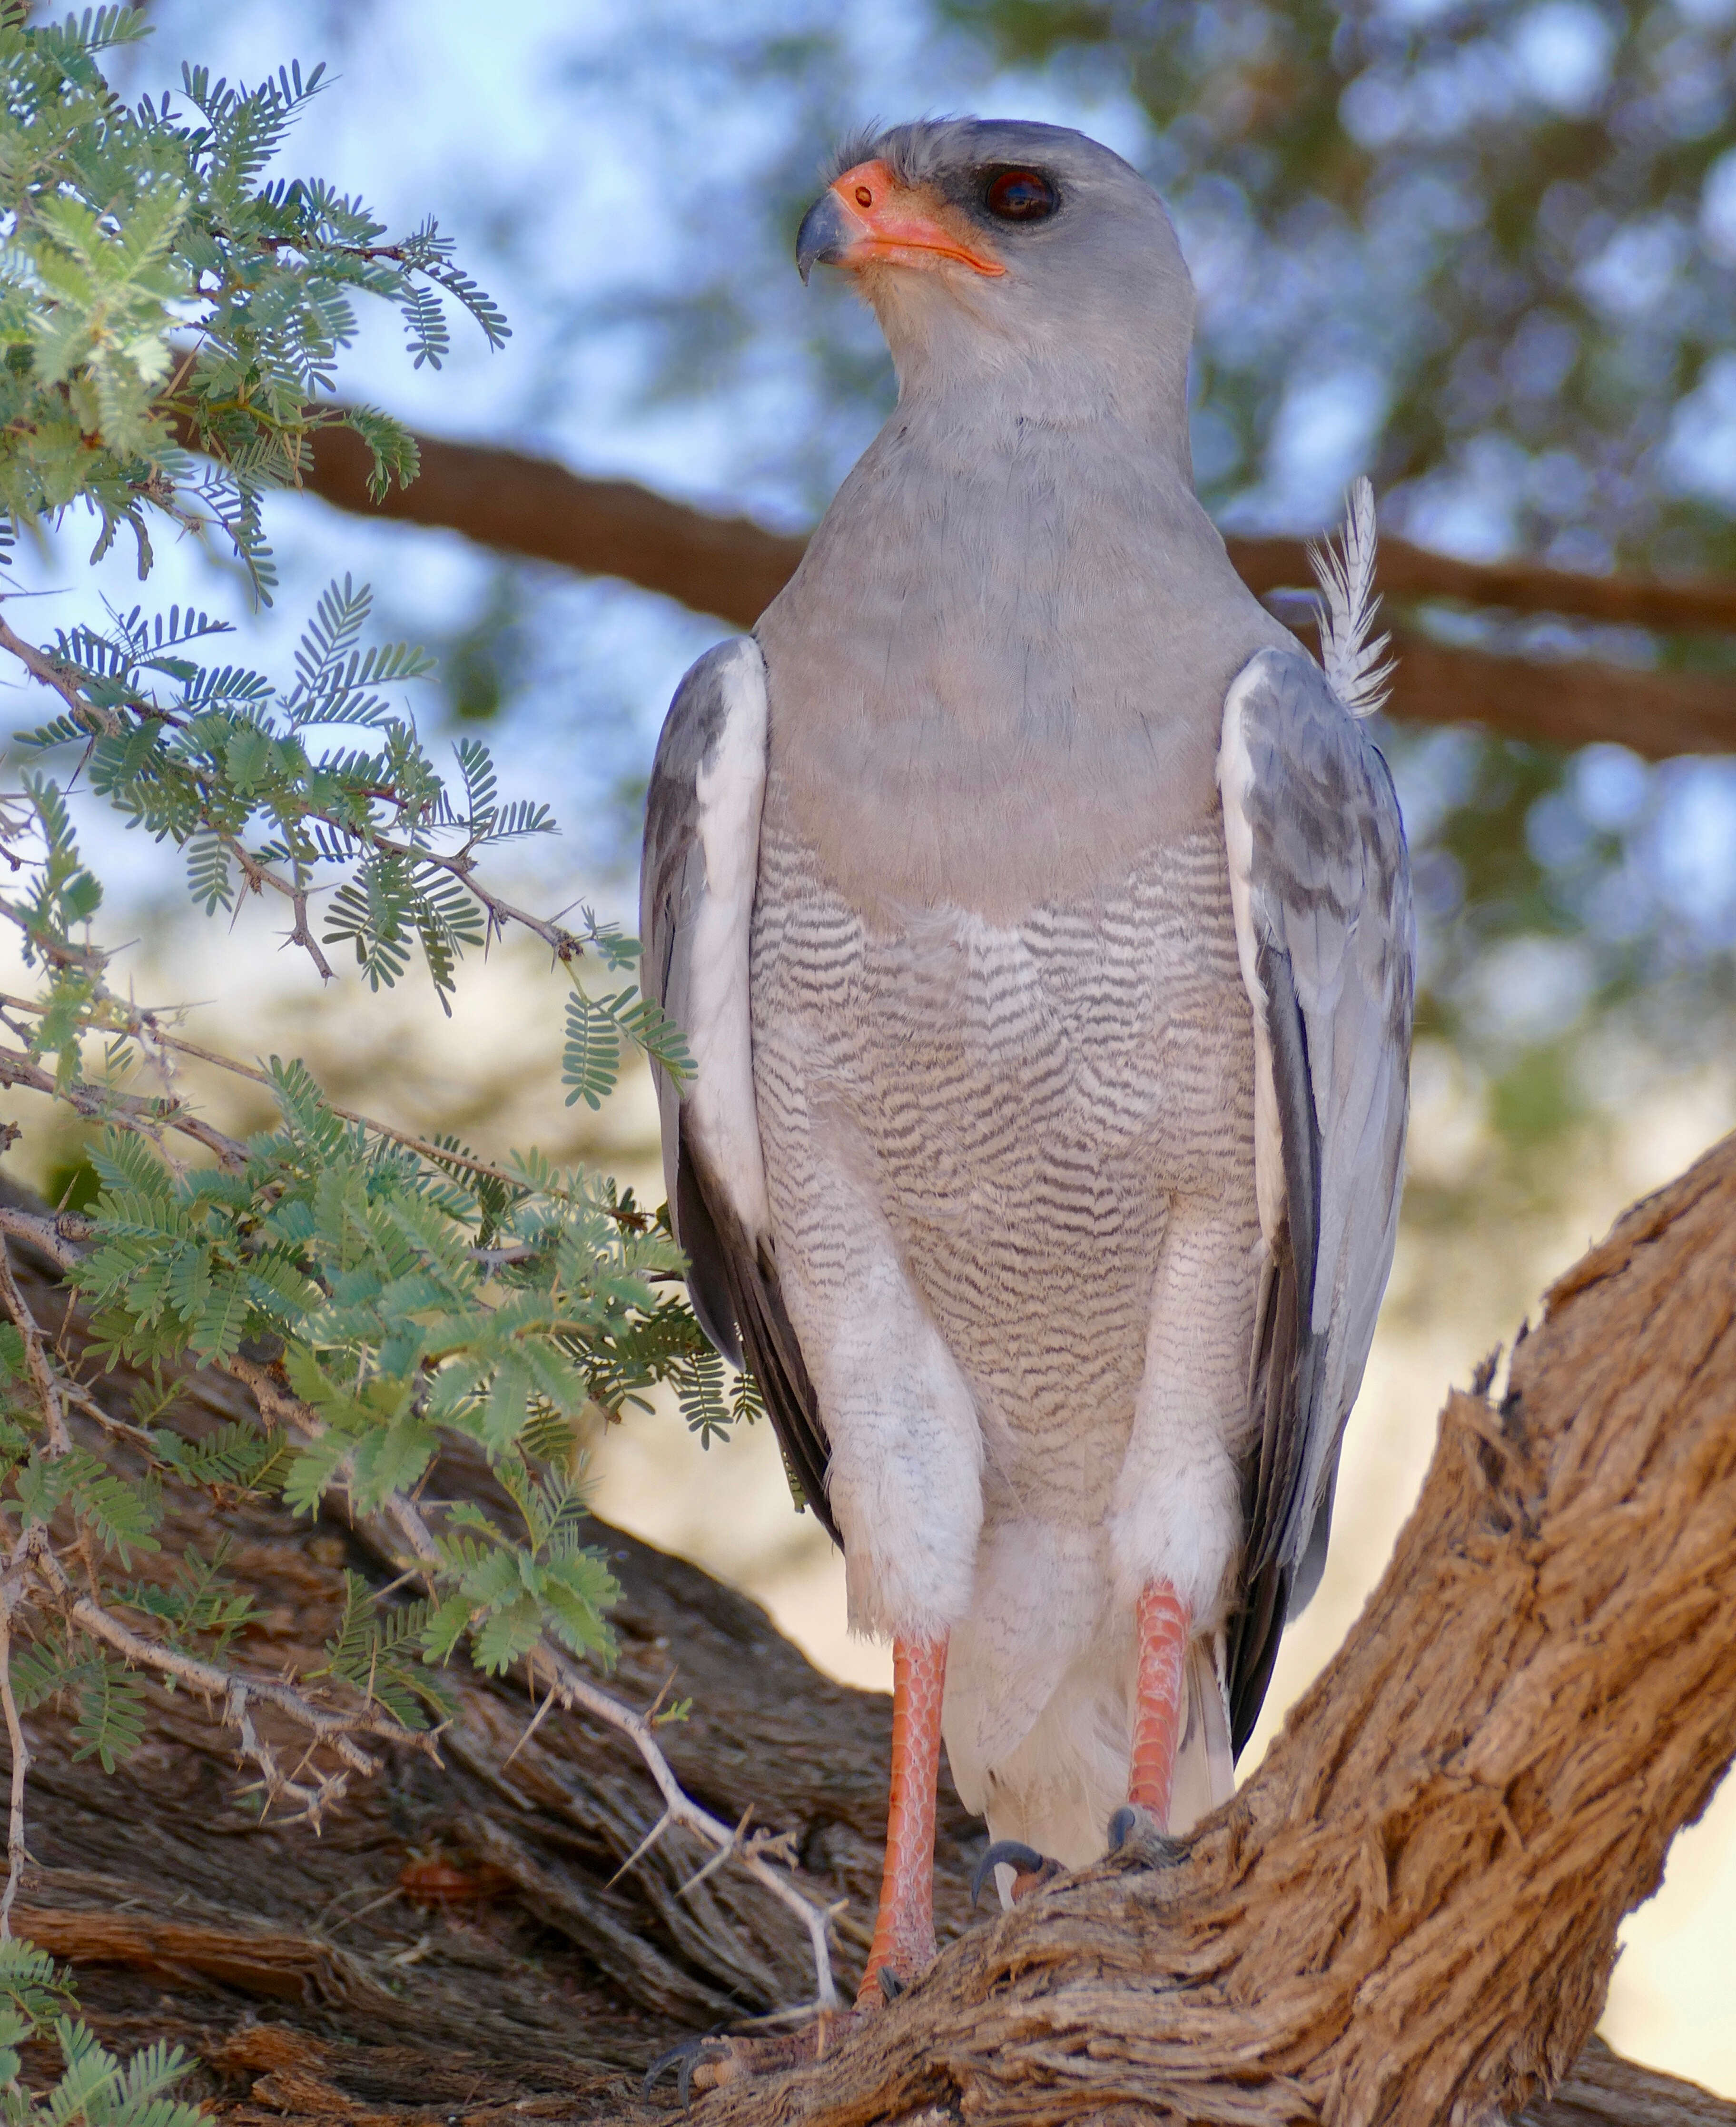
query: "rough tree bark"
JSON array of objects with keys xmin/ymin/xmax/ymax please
[
  {"xmin": 293, "ymin": 420, "xmax": 1736, "ymax": 759},
  {"xmin": 673, "ymin": 1129, "xmax": 1736, "ymax": 2127},
  {"xmin": 0, "ymin": 1126, "xmax": 1734, "ymax": 2124}
]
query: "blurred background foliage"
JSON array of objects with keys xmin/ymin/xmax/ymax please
[{"xmin": 48, "ymin": 0, "xmax": 1730, "ymax": 1227}]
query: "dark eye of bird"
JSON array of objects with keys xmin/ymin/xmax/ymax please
[{"xmin": 984, "ymin": 168, "xmax": 1056, "ymax": 223}]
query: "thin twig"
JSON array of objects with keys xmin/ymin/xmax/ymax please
[
  {"xmin": 0, "ymin": 1244, "xmax": 70, "ymax": 1456},
  {"xmin": 0, "ymin": 1607, "xmax": 30, "ymax": 1937},
  {"xmin": 23, "ymin": 1534, "xmax": 436, "ymax": 1828},
  {"xmin": 0, "ymin": 611, "xmax": 120, "ymax": 736},
  {"xmin": 0, "ymin": 991, "xmax": 574, "ymax": 1205},
  {"xmin": 0, "ymin": 899, "xmax": 106, "ymax": 974},
  {"xmin": 548, "ymin": 1649, "xmax": 839, "ymax": 2008},
  {"xmin": 223, "ymin": 836, "xmax": 336, "ymax": 980},
  {"xmin": 0, "ymin": 1041, "xmax": 248, "ymax": 1170},
  {"xmin": 342, "ymin": 825, "xmax": 589, "ymax": 962}
]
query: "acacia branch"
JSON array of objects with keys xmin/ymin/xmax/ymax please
[
  {"xmin": 0, "ymin": 610, "xmax": 120, "ymax": 737},
  {"xmin": 352, "ymin": 824, "xmax": 591, "ymax": 960},
  {"xmin": 25, "ymin": 1530, "xmax": 436, "ymax": 1829},
  {"xmin": 665, "ymin": 1131, "xmax": 1736, "ymax": 2127},
  {"xmin": 0, "ymin": 990, "xmax": 529, "ymax": 1199},
  {"xmin": 0, "ymin": 1241, "xmax": 69, "ymax": 1456},
  {"xmin": 0, "ymin": 1040, "xmax": 248, "ymax": 1170},
  {"xmin": 294, "ymin": 416, "xmax": 1736, "ymax": 761},
  {"xmin": 222, "ymin": 834, "xmax": 336, "ymax": 981}
]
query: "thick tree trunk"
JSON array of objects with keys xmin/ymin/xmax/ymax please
[
  {"xmin": 677, "ymin": 1131, "xmax": 1736, "ymax": 2127},
  {"xmin": 1, "ymin": 1136, "xmax": 1733, "ymax": 2125}
]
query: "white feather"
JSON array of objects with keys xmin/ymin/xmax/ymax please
[
  {"xmin": 1307, "ymin": 475, "xmax": 1394, "ymax": 720},
  {"xmin": 1216, "ymin": 662, "xmax": 1286, "ymax": 1254},
  {"xmin": 686, "ymin": 640, "xmax": 772, "ymax": 1235}
]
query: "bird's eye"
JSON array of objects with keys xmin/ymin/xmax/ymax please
[{"xmin": 984, "ymin": 168, "xmax": 1056, "ymax": 222}]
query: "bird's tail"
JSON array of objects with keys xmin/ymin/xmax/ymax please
[
  {"xmin": 1166, "ymin": 1633, "xmax": 1237, "ymax": 1838},
  {"xmin": 959, "ymin": 1629, "xmax": 1237, "ymax": 1868}
]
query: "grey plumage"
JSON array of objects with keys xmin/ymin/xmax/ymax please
[
  {"xmin": 1219, "ymin": 646, "xmax": 1414, "ymax": 1745},
  {"xmin": 640, "ymin": 115, "xmax": 1413, "ymax": 1860},
  {"xmin": 639, "ymin": 643, "xmax": 834, "ymax": 1536}
]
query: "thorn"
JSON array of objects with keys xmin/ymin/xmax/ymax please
[
  {"xmin": 676, "ymin": 1805, "xmax": 752, "ymax": 1899},
  {"xmin": 606, "ymin": 1806, "xmax": 673, "ymax": 1890},
  {"xmin": 499, "ymin": 1676, "xmax": 559, "ymax": 1771}
]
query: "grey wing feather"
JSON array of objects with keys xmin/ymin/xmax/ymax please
[
  {"xmin": 640, "ymin": 640, "xmax": 838, "ymax": 1543},
  {"xmin": 1219, "ymin": 645, "xmax": 1414, "ymax": 1750}
]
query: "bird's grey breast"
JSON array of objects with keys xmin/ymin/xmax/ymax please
[{"xmin": 754, "ymin": 406, "xmax": 1290, "ymax": 921}]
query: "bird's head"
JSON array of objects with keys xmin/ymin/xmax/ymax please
[{"xmin": 797, "ymin": 117, "xmax": 1195, "ymax": 436}]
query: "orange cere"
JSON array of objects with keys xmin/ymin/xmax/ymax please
[{"xmin": 827, "ymin": 160, "xmax": 1006, "ymax": 277}]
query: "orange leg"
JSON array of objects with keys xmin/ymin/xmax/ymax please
[
  {"xmin": 1128, "ymin": 1580, "xmax": 1192, "ymax": 1828},
  {"xmin": 858, "ymin": 1632, "xmax": 947, "ymax": 2008}
]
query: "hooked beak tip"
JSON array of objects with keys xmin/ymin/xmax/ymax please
[{"xmin": 795, "ymin": 189, "xmax": 850, "ymax": 287}]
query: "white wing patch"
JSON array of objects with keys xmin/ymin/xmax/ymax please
[
  {"xmin": 1217, "ymin": 671, "xmax": 1286, "ymax": 1256},
  {"xmin": 683, "ymin": 638, "xmax": 772, "ymax": 1236}
]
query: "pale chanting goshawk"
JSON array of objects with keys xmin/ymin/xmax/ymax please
[{"xmin": 641, "ymin": 118, "xmax": 1414, "ymax": 2005}]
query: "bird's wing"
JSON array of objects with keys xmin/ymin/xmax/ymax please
[
  {"xmin": 1216, "ymin": 643, "xmax": 1415, "ymax": 1751},
  {"xmin": 640, "ymin": 638, "xmax": 837, "ymax": 1542}
]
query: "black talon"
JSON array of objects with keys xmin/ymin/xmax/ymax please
[
  {"xmin": 969, "ymin": 1837, "xmax": 1047, "ymax": 1909},
  {"xmin": 878, "ymin": 1965, "xmax": 906, "ymax": 2002},
  {"xmin": 1105, "ymin": 1803, "xmax": 1185, "ymax": 1868},
  {"xmin": 644, "ymin": 2034, "xmax": 719, "ymax": 2106}
]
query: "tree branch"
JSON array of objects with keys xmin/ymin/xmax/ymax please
[
  {"xmin": 0, "ymin": 1241, "xmax": 70, "ymax": 1456},
  {"xmin": 662, "ymin": 1129, "xmax": 1736, "ymax": 2127},
  {"xmin": 0, "ymin": 1041, "xmax": 249, "ymax": 1171},
  {"xmin": 220, "ymin": 1349, "xmax": 843, "ymax": 2006},
  {"xmin": 295, "ymin": 417, "xmax": 1736, "ymax": 761},
  {"xmin": 0, "ymin": 611, "xmax": 119, "ymax": 737},
  {"xmin": 0, "ymin": 1195, "xmax": 1725, "ymax": 2118},
  {"xmin": 25, "ymin": 1530, "xmax": 437, "ymax": 1829}
]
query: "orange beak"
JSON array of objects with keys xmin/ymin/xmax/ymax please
[{"xmin": 796, "ymin": 160, "xmax": 1005, "ymax": 283}]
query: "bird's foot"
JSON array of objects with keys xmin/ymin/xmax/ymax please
[
  {"xmin": 969, "ymin": 1838, "xmax": 1067, "ymax": 1911},
  {"xmin": 644, "ymin": 2011, "xmax": 865, "ymax": 2105},
  {"xmin": 1105, "ymin": 1802, "xmax": 1187, "ymax": 1869}
]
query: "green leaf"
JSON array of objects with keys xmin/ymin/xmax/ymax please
[
  {"xmin": 471, "ymin": 1589, "xmax": 541, "ymax": 1675},
  {"xmin": 281, "ymin": 1432, "xmax": 350, "ymax": 1518},
  {"xmin": 69, "ymin": 1657, "xmax": 148, "ymax": 1772}
]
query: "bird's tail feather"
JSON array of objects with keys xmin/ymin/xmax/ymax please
[
  {"xmin": 1167, "ymin": 1633, "xmax": 1236, "ymax": 1837},
  {"xmin": 968, "ymin": 1631, "xmax": 1237, "ymax": 1866}
]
